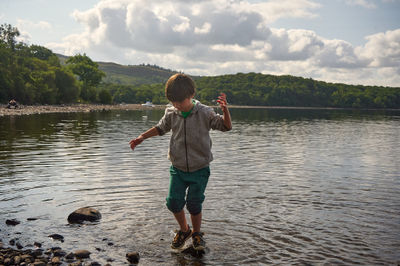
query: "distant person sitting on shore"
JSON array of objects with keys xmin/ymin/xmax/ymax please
[
  {"xmin": 129, "ymin": 73, "xmax": 232, "ymax": 251},
  {"xmin": 7, "ymin": 99, "xmax": 18, "ymax": 109}
]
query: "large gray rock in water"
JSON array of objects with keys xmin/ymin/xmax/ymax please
[{"xmin": 67, "ymin": 207, "xmax": 101, "ymax": 224}]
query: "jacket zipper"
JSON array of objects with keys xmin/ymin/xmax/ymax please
[{"xmin": 184, "ymin": 118, "xmax": 189, "ymax": 172}]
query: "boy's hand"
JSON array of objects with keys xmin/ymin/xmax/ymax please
[
  {"xmin": 217, "ymin": 92, "xmax": 228, "ymax": 111},
  {"xmin": 129, "ymin": 136, "xmax": 144, "ymax": 151}
]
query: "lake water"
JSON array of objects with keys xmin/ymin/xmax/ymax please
[{"xmin": 1, "ymin": 108, "xmax": 399, "ymax": 265}]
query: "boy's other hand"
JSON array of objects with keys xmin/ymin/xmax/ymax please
[
  {"xmin": 129, "ymin": 136, "xmax": 144, "ymax": 151},
  {"xmin": 217, "ymin": 92, "xmax": 228, "ymax": 110}
]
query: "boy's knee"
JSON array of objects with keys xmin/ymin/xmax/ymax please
[
  {"xmin": 166, "ymin": 197, "xmax": 185, "ymax": 213},
  {"xmin": 186, "ymin": 200, "xmax": 202, "ymax": 215}
]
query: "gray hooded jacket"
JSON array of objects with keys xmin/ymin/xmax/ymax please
[{"xmin": 155, "ymin": 100, "xmax": 230, "ymax": 172}]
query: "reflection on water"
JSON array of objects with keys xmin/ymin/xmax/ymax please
[{"xmin": 1, "ymin": 108, "xmax": 399, "ymax": 265}]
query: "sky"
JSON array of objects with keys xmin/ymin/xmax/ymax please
[{"xmin": 1, "ymin": 0, "xmax": 400, "ymax": 87}]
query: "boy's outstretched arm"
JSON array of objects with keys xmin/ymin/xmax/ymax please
[
  {"xmin": 129, "ymin": 127, "xmax": 160, "ymax": 151},
  {"xmin": 217, "ymin": 92, "xmax": 232, "ymax": 130}
]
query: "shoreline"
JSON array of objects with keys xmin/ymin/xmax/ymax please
[
  {"xmin": 1, "ymin": 103, "xmax": 399, "ymax": 117},
  {"xmin": 0, "ymin": 103, "xmax": 165, "ymax": 117}
]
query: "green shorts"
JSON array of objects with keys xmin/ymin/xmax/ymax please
[{"xmin": 166, "ymin": 165, "xmax": 210, "ymax": 215}]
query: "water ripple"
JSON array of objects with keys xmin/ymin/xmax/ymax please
[{"xmin": 0, "ymin": 109, "xmax": 399, "ymax": 265}]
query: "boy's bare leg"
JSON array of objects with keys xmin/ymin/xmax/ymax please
[
  {"xmin": 174, "ymin": 210, "xmax": 190, "ymax": 232},
  {"xmin": 191, "ymin": 212, "xmax": 202, "ymax": 233}
]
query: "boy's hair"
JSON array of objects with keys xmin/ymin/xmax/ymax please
[{"xmin": 165, "ymin": 73, "xmax": 196, "ymax": 102}]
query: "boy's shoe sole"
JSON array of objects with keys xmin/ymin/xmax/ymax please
[
  {"xmin": 171, "ymin": 228, "xmax": 192, "ymax": 249},
  {"xmin": 193, "ymin": 245, "xmax": 205, "ymax": 251}
]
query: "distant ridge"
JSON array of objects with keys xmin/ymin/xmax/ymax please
[
  {"xmin": 97, "ymin": 62, "xmax": 178, "ymax": 85},
  {"xmin": 56, "ymin": 53, "xmax": 186, "ymax": 85}
]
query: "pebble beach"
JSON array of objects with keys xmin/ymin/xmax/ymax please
[{"xmin": 0, "ymin": 104, "xmax": 166, "ymax": 117}]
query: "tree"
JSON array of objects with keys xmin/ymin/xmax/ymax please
[
  {"xmin": 55, "ymin": 68, "xmax": 80, "ymax": 103},
  {"xmin": 0, "ymin": 23, "xmax": 20, "ymax": 50},
  {"xmin": 66, "ymin": 54, "xmax": 105, "ymax": 102},
  {"xmin": 98, "ymin": 89, "xmax": 112, "ymax": 104}
]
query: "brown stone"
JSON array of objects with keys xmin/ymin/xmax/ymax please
[
  {"xmin": 51, "ymin": 256, "xmax": 61, "ymax": 265},
  {"xmin": 126, "ymin": 251, "xmax": 140, "ymax": 264},
  {"xmin": 74, "ymin": 249, "xmax": 91, "ymax": 259},
  {"xmin": 67, "ymin": 207, "xmax": 101, "ymax": 224}
]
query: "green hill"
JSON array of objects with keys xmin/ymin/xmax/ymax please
[
  {"xmin": 56, "ymin": 54, "xmax": 181, "ymax": 85},
  {"xmin": 98, "ymin": 62, "xmax": 179, "ymax": 85}
]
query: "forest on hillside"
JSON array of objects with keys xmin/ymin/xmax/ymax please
[
  {"xmin": 1, "ymin": 23, "xmax": 399, "ymax": 108},
  {"xmin": 0, "ymin": 24, "xmax": 109, "ymax": 105},
  {"xmin": 98, "ymin": 73, "xmax": 400, "ymax": 108}
]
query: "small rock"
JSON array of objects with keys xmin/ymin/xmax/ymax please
[
  {"xmin": 67, "ymin": 207, "xmax": 101, "ymax": 224},
  {"xmin": 65, "ymin": 252, "xmax": 75, "ymax": 260},
  {"xmin": 6, "ymin": 219, "xmax": 20, "ymax": 226},
  {"xmin": 32, "ymin": 248, "xmax": 43, "ymax": 257},
  {"xmin": 126, "ymin": 251, "xmax": 140, "ymax": 264},
  {"xmin": 21, "ymin": 254, "xmax": 34, "ymax": 263},
  {"xmin": 74, "ymin": 249, "xmax": 91, "ymax": 259},
  {"xmin": 34, "ymin": 241, "xmax": 42, "ymax": 248},
  {"xmin": 27, "ymin": 217, "xmax": 38, "ymax": 221},
  {"xmin": 48, "ymin": 234, "xmax": 64, "ymax": 242},
  {"xmin": 33, "ymin": 260, "xmax": 46, "ymax": 266},
  {"xmin": 14, "ymin": 255, "xmax": 21, "ymax": 264},
  {"xmin": 44, "ymin": 249, "xmax": 53, "ymax": 256},
  {"xmin": 9, "ymin": 238, "xmax": 16, "ymax": 246},
  {"xmin": 16, "ymin": 241, "xmax": 23, "ymax": 249},
  {"xmin": 90, "ymin": 262, "xmax": 101, "ymax": 266},
  {"xmin": 107, "ymin": 242, "xmax": 114, "ymax": 246},
  {"xmin": 53, "ymin": 249, "xmax": 66, "ymax": 257},
  {"xmin": 51, "ymin": 256, "xmax": 61, "ymax": 265},
  {"xmin": 69, "ymin": 262, "xmax": 83, "ymax": 266}
]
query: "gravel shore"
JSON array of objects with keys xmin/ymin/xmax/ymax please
[{"xmin": 0, "ymin": 104, "xmax": 166, "ymax": 117}]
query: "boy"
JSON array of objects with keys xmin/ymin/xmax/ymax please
[{"xmin": 129, "ymin": 73, "xmax": 232, "ymax": 251}]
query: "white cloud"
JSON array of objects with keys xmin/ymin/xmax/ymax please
[
  {"xmin": 14, "ymin": 19, "xmax": 52, "ymax": 43},
  {"xmin": 342, "ymin": 0, "xmax": 399, "ymax": 8},
  {"xmin": 16, "ymin": 19, "xmax": 52, "ymax": 30},
  {"xmin": 194, "ymin": 22, "xmax": 211, "ymax": 35},
  {"xmin": 343, "ymin": 0, "xmax": 376, "ymax": 9},
  {"xmin": 361, "ymin": 29, "xmax": 400, "ymax": 67},
  {"xmin": 316, "ymin": 39, "xmax": 371, "ymax": 68},
  {"xmin": 46, "ymin": 0, "xmax": 400, "ymax": 87},
  {"xmin": 268, "ymin": 29, "xmax": 324, "ymax": 61}
]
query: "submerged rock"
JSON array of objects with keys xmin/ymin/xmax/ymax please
[
  {"xmin": 74, "ymin": 249, "xmax": 91, "ymax": 259},
  {"xmin": 68, "ymin": 207, "xmax": 102, "ymax": 224},
  {"xmin": 126, "ymin": 251, "xmax": 140, "ymax": 264},
  {"xmin": 5, "ymin": 219, "xmax": 20, "ymax": 226},
  {"xmin": 48, "ymin": 234, "xmax": 64, "ymax": 242},
  {"xmin": 15, "ymin": 241, "xmax": 23, "ymax": 249}
]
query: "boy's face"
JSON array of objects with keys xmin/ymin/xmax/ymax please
[{"xmin": 171, "ymin": 96, "xmax": 194, "ymax": 112}]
